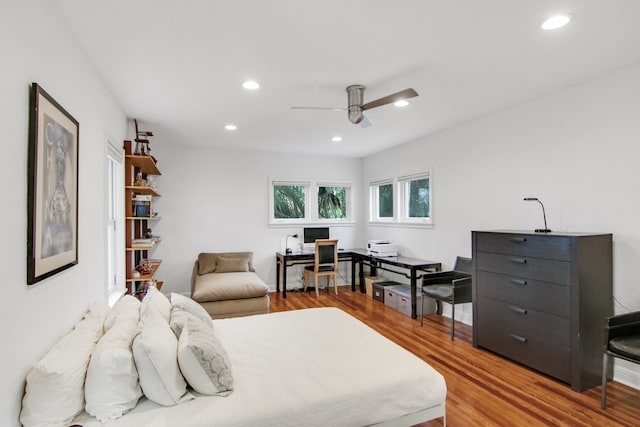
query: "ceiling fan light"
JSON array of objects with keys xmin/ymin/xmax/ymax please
[
  {"xmin": 541, "ymin": 14, "xmax": 571, "ymax": 30},
  {"xmin": 224, "ymin": 124, "xmax": 237, "ymax": 130},
  {"xmin": 394, "ymin": 100, "xmax": 409, "ymax": 107},
  {"xmin": 331, "ymin": 136, "xmax": 342, "ymax": 142}
]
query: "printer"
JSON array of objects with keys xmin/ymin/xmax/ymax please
[{"xmin": 367, "ymin": 240, "xmax": 398, "ymax": 257}]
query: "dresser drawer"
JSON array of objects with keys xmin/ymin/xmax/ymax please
[
  {"xmin": 476, "ymin": 296, "xmax": 570, "ymax": 382},
  {"xmin": 475, "ymin": 232, "xmax": 571, "ymax": 261},
  {"xmin": 476, "ymin": 252, "xmax": 570, "ymax": 285},
  {"xmin": 476, "ymin": 270, "xmax": 570, "ymax": 318}
]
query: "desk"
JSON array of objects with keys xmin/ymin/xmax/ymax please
[
  {"xmin": 350, "ymin": 249, "xmax": 441, "ymax": 319},
  {"xmin": 275, "ymin": 250, "xmax": 354, "ymax": 298},
  {"xmin": 276, "ymin": 249, "xmax": 441, "ymax": 319}
]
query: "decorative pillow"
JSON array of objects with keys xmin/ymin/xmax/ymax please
[
  {"xmin": 140, "ymin": 286, "xmax": 171, "ymax": 323},
  {"xmin": 103, "ymin": 295, "xmax": 140, "ymax": 332},
  {"xmin": 20, "ymin": 302, "xmax": 108, "ymax": 427},
  {"xmin": 197, "ymin": 253, "xmax": 218, "ymax": 275},
  {"xmin": 85, "ymin": 297, "xmax": 142, "ymax": 422},
  {"xmin": 197, "ymin": 252, "xmax": 255, "ymax": 275},
  {"xmin": 132, "ymin": 306, "xmax": 193, "ymax": 406},
  {"xmin": 177, "ymin": 315, "xmax": 234, "ymax": 396},
  {"xmin": 216, "ymin": 256, "xmax": 250, "ymax": 273},
  {"xmin": 169, "ymin": 308, "xmax": 194, "ymax": 338},
  {"xmin": 192, "ymin": 271, "xmax": 269, "ymax": 302},
  {"xmin": 171, "ymin": 293, "xmax": 212, "ymax": 325}
]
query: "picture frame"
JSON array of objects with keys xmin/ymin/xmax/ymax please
[{"xmin": 27, "ymin": 83, "xmax": 79, "ymax": 285}]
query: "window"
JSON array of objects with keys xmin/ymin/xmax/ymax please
[
  {"xmin": 399, "ymin": 172, "xmax": 432, "ymax": 224},
  {"xmin": 317, "ymin": 182, "xmax": 351, "ymax": 222},
  {"xmin": 270, "ymin": 179, "xmax": 352, "ymax": 225},
  {"xmin": 106, "ymin": 139, "xmax": 125, "ymax": 305},
  {"xmin": 369, "ymin": 171, "xmax": 433, "ymax": 227},
  {"xmin": 270, "ymin": 180, "xmax": 310, "ymax": 224},
  {"xmin": 370, "ymin": 180, "xmax": 394, "ymax": 222}
]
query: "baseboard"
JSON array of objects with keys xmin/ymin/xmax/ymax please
[{"xmin": 613, "ymin": 360, "xmax": 640, "ymax": 390}]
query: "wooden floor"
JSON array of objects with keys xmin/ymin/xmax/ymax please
[{"xmin": 269, "ymin": 287, "xmax": 640, "ymax": 426}]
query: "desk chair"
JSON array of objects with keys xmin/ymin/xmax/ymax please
[
  {"xmin": 420, "ymin": 256, "xmax": 472, "ymax": 340},
  {"xmin": 601, "ymin": 310, "xmax": 640, "ymax": 408},
  {"xmin": 303, "ymin": 239, "xmax": 339, "ymax": 298}
]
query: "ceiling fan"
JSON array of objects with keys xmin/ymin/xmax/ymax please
[{"xmin": 290, "ymin": 85, "xmax": 418, "ymax": 127}]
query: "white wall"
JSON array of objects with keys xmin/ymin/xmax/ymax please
[
  {"xmin": 363, "ymin": 63, "xmax": 640, "ymax": 386},
  {"xmin": 148, "ymin": 143, "xmax": 364, "ymax": 294},
  {"xmin": 0, "ymin": 1, "xmax": 127, "ymax": 424}
]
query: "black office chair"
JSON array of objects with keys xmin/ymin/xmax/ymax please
[
  {"xmin": 601, "ymin": 310, "xmax": 640, "ymax": 409},
  {"xmin": 420, "ymin": 256, "xmax": 472, "ymax": 340}
]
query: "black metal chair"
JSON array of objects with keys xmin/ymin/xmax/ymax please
[
  {"xmin": 601, "ymin": 310, "xmax": 640, "ymax": 408},
  {"xmin": 420, "ymin": 256, "xmax": 472, "ymax": 340}
]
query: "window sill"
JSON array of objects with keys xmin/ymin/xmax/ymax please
[{"xmin": 368, "ymin": 221, "xmax": 434, "ymax": 229}]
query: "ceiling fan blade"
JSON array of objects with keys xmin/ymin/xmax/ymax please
[
  {"xmin": 361, "ymin": 88, "xmax": 418, "ymax": 111},
  {"xmin": 289, "ymin": 106, "xmax": 345, "ymax": 111}
]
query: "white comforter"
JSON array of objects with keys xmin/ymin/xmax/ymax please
[{"xmin": 74, "ymin": 307, "xmax": 446, "ymax": 426}]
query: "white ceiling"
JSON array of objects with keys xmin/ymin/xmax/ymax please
[{"xmin": 58, "ymin": 0, "xmax": 640, "ymax": 158}]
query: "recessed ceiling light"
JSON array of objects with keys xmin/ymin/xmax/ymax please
[
  {"xmin": 331, "ymin": 136, "xmax": 343, "ymax": 142},
  {"xmin": 224, "ymin": 124, "xmax": 237, "ymax": 131},
  {"xmin": 242, "ymin": 80, "xmax": 260, "ymax": 90},
  {"xmin": 541, "ymin": 14, "xmax": 571, "ymax": 30},
  {"xmin": 394, "ymin": 100, "xmax": 409, "ymax": 107}
]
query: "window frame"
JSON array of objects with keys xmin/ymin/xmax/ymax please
[
  {"xmin": 269, "ymin": 179, "xmax": 311, "ymax": 225},
  {"xmin": 105, "ymin": 137, "xmax": 125, "ymax": 306},
  {"xmin": 269, "ymin": 178, "xmax": 353, "ymax": 225},
  {"xmin": 398, "ymin": 171, "xmax": 432, "ymax": 225},
  {"xmin": 369, "ymin": 179, "xmax": 394, "ymax": 223},
  {"xmin": 316, "ymin": 181, "xmax": 352, "ymax": 223}
]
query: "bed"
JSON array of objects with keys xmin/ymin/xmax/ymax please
[{"xmin": 70, "ymin": 307, "xmax": 446, "ymax": 426}]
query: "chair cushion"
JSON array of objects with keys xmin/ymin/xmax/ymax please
[
  {"xmin": 422, "ymin": 284, "xmax": 453, "ymax": 299},
  {"xmin": 192, "ymin": 272, "xmax": 269, "ymax": 302},
  {"xmin": 304, "ymin": 265, "xmax": 335, "ymax": 272},
  {"xmin": 610, "ymin": 335, "xmax": 640, "ymax": 359}
]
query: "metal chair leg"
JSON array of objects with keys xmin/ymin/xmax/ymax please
[
  {"xmin": 601, "ymin": 352, "xmax": 609, "ymax": 409},
  {"xmin": 450, "ymin": 302, "xmax": 455, "ymax": 340},
  {"xmin": 420, "ymin": 294, "xmax": 424, "ymax": 327}
]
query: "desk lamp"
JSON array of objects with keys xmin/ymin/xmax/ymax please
[
  {"xmin": 285, "ymin": 234, "xmax": 299, "ymax": 254},
  {"xmin": 523, "ymin": 197, "xmax": 551, "ymax": 233}
]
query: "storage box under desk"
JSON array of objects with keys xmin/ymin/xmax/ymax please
[{"xmin": 372, "ymin": 281, "xmax": 401, "ymax": 303}]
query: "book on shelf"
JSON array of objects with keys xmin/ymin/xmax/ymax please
[{"xmin": 133, "ymin": 194, "xmax": 152, "ymax": 217}]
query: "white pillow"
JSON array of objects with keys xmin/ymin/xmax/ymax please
[
  {"xmin": 140, "ymin": 287, "xmax": 171, "ymax": 323},
  {"xmin": 178, "ymin": 315, "xmax": 233, "ymax": 396},
  {"xmin": 85, "ymin": 297, "xmax": 142, "ymax": 421},
  {"xmin": 20, "ymin": 302, "xmax": 108, "ymax": 427},
  {"xmin": 171, "ymin": 292, "xmax": 212, "ymax": 326},
  {"xmin": 132, "ymin": 306, "xmax": 193, "ymax": 406},
  {"xmin": 104, "ymin": 295, "xmax": 140, "ymax": 331}
]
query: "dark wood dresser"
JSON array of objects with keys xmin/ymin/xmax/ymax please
[{"xmin": 472, "ymin": 230, "xmax": 612, "ymax": 392}]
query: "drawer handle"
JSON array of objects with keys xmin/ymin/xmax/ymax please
[
  {"xmin": 510, "ymin": 334, "xmax": 528, "ymax": 343},
  {"xmin": 509, "ymin": 237, "xmax": 527, "ymax": 243},
  {"xmin": 509, "ymin": 257, "xmax": 527, "ymax": 264},
  {"xmin": 509, "ymin": 306, "xmax": 527, "ymax": 315},
  {"xmin": 510, "ymin": 278, "xmax": 528, "ymax": 285}
]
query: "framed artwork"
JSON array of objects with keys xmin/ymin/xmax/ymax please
[{"xmin": 27, "ymin": 83, "xmax": 79, "ymax": 285}]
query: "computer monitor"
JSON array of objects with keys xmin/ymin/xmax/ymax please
[{"xmin": 303, "ymin": 227, "xmax": 330, "ymax": 243}]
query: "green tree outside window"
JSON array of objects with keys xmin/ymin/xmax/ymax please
[
  {"xmin": 318, "ymin": 186, "xmax": 346, "ymax": 219},
  {"xmin": 274, "ymin": 185, "xmax": 306, "ymax": 219}
]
